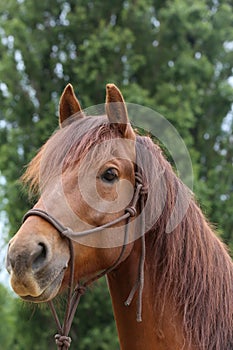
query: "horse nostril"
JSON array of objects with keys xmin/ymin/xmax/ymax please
[{"xmin": 31, "ymin": 242, "xmax": 48, "ymax": 271}]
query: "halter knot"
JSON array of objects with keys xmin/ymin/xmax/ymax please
[
  {"xmin": 74, "ymin": 285, "xmax": 86, "ymax": 295},
  {"xmin": 135, "ymin": 172, "xmax": 148, "ymax": 195},
  {"xmin": 125, "ymin": 206, "xmax": 137, "ymax": 217},
  {"xmin": 62, "ymin": 227, "xmax": 75, "ymax": 237},
  {"xmin": 55, "ymin": 334, "xmax": 72, "ymax": 348}
]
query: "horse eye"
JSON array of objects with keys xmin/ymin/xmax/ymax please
[{"xmin": 101, "ymin": 168, "xmax": 118, "ymax": 183}]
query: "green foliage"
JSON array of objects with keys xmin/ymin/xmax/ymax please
[
  {"xmin": 0, "ymin": 285, "xmax": 16, "ymax": 349},
  {"xmin": 9, "ymin": 301, "xmax": 54, "ymax": 350},
  {"xmin": 0, "ymin": 0, "xmax": 233, "ymax": 348}
]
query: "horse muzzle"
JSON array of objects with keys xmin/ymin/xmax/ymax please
[{"xmin": 6, "ymin": 234, "xmax": 69, "ymax": 302}]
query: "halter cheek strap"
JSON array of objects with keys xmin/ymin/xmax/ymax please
[{"xmin": 22, "ymin": 173, "xmax": 146, "ymax": 350}]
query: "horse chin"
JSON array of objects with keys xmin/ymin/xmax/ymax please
[{"xmin": 21, "ymin": 269, "xmax": 65, "ymax": 303}]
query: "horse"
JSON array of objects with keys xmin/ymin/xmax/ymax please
[{"xmin": 6, "ymin": 83, "xmax": 233, "ymax": 349}]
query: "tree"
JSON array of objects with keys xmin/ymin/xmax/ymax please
[
  {"xmin": 151, "ymin": 1, "xmax": 233, "ymax": 244},
  {"xmin": 0, "ymin": 0, "xmax": 233, "ymax": 348}
]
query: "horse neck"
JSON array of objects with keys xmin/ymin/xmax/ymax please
[{"xmin": 107, "ymin": 239, "xmax": 188, "ymax": 350}]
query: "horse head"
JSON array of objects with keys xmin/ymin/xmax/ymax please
[{"xmin": 6, "ymin": 84, "xmax": 138, "ymax": 303}]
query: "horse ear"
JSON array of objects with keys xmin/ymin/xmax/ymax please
[
  {"xmin": 59, "ymin": 84, "xmax": 84, "ymax": 128},
  {"xmin": 105, "ymin": 84, "xmax": 135, "ymax": 139}
]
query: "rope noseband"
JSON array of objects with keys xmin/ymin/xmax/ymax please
[{"xmin": 22, "ymin": 173, "xmax": 146, "ymax": 350}]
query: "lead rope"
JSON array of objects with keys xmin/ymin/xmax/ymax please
[
  {"xmin": 48, "ymin": 239, "xmax": 75, "ymax": 349},
  {"xmin": 124, "ymin": 193, "xmax": 146, "ymax": 322}
]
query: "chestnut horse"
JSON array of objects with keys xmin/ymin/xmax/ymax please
[{"xmin": 6, "ymin": 84, "xmax": 233, "ymax": 349}]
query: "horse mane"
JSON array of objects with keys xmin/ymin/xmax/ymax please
[
  {"xmin": 136, "ymin": 135, "xmax": 233, "ymax": 349},
  {"xmin": 22, "ymin": 116, "xmax": 233, "ymax": 349}
]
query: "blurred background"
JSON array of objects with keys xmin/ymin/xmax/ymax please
[{"xmin": 0, "ymin": 0, "xmax": 232, "ymax": 348}]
